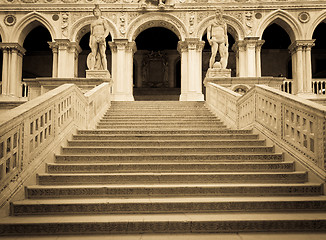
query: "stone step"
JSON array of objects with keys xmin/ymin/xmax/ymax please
[
  {"xmin": 47, "ymin": 162, "xmax": 294, "ymax": 173},
  {"xmin": 67, "ymin": 139, "xmax": 266, "ymax": 147},
  {"xmin": 101, "ymin": 116, "xmax": 219, "ymax": 120},
  {"xmin": 97, "ymin": 121, "xmax": 225, "ymax": 126},
  {"xmin": 11, "ymin": 196, "xmax": 326, "ymax": 216},
  {"xmin": 2, "ymin": 212, "xmax": 326, "ymax": 235},
  {"xmin": 37, "ymin": 172, "xmax": 307, "ymax": 185},
  {"xmin": 77, "ymin": 129, "xmax": 253, "ymax": 135},
  {"xmin": 98, "ymin": 119, "xmax": 224, "ymax": 124},
  {"xmin": 61, "ymin": 146, "xmax": 275, "ymax": 155},
  {"xmin": 55, "ymin": 153, "xmax": 284, "ymax": 163},
  {"xmin": 96, "ymin": 125, "xmax": 228, "ymax": 130},
  {"xmin": 105, "ymin": 110, "xmax": 213, "ymax": 115},
  {"xmin": 72, "ymin": 133, "xmax": 260, "ymax": 141},
  {"xmin": 25, "ymin": 182, "xmax": 322, "ymax": 199},
  {"xmin": 110, "ymin": 101, "xmax": 205, "ymax": 106}
]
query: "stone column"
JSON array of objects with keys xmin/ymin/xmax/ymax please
[
  {"xmin": 0, "ymin": 43, "xmax": 26, "ymax": 98},
  {"xmin": 255, "ymin": 40, "xmax": 265, "ymax": 77},
  {"xmin": 48, "ymin": 42, "xmax": 58, "ymax": 78},
  {"xmin": 55, "ymin": 39, "xmax": 70, "ymax": 78},
  {"xmin": 68, "ymin": 42, "xmax": 82, "ymax": 78},
  {"xmin": 109, "ymin": 39, "xmax": 135, "ymax": 101},
  {"xmin": 233, "ymin": 40, "xmax": 247, "ymax": 77},
  {"xmin": 178, "ymin": 39, "xmax": 205, "ymax": 101},
  {"xmin": 289, "ymin": 40, "xmax": 315, "ymax": 95}
]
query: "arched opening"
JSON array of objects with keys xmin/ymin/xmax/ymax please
[
  {"xmin": 133, "ymin": 27, "xmax": 180, "ymax": 101},
  {"xmin": 78, "ymin": 31, "xmax": 112, "ymax": 77},
  {"xmin": 22, "ymin": 25, "xmax": 52, "ymax": 78},
  {"xmin": 312, "ymin": 22, "xmax": 326, "ymax": 79},
  {"xmin": 0, "ymin": 35, "xmax": 2, "ymax": 94},
  {"xmin": 261, "ymin": 23, "xmax": 292, "ymax": 78}
]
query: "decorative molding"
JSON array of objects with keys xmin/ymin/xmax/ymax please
[
  {"xmin": 4, "ymin": 15, "xmax": 16, "ymax": 26},
  {"xmin": 298, "ymin": 11, "xmax": 310, "ymax": 23}
]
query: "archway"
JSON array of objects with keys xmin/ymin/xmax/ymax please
[
  {"xmin": 77, "ymin": 31, "xmax": 112, "ymax": 77},
  {"xmin": 133, "ymin": 27, "xmax": 180, "ymax": 101},
  {"xmin": 312, "ymin": 22, "xmax": 326, "ymax": 78},
  {"xmin": 0, "ymin": 35, "xmax": 2, "ymax": 94},
  {"xmin": 261, "ymin": 23, "xmax": 292, "ymax": 78},
  {"xmin": 22, "ymin": 25, "xmax": 52, "ymax": 78}
]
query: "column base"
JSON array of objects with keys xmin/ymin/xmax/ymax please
[
  {"xmin": 86, "ymin": 70, "xmax": 111, "ymax": 79},
  {"xmin": 112, "ymin": 93, "xmax": 135, "ymax": 101},
  {"xmin": 179, "ymin": 92, "xmax": 205, "ymax": 101},
  {"xmin": 206, "ymin": 68, "xmax": 231, "ymax": 78}
]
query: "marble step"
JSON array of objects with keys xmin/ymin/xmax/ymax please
[
  {"xmin": 61, "ymin": 146, "xmax": 275, "ymax": 155},
  {"xmin": 11, "ymin": 196, "xmax": 326, "ymax": 216},
  {"xmin": 101, "ymin": 116, "xmax": 219, "ymax": 120},
  {"xmin": 37, "ymin": 172, "xmax": 307, "ymax": 185},
  {"xmin": 2, "ymin": 212, "xmax": 326, "ymax": 235},
  {"xmin": 111, "ymin": 101, "xmax": 205, "ymax": 106},
  {"xmin": 96, "ymin": 122, "xmax": 226, "ymax": 127},
  {"xmin": 98, "ymin": 119, "xmax": 224, "ymax": 124},
  {"xmin": 72, "ymin": 133, "xmax": 260, "ymax": 141},
  {"xmin": 96, "ymin": 125, "xmax": 228, "ymax": 130},
  {"xmin": 67, "ymin": 139, "xmax": 266, "ymax": 147},
  {"xmin": 77, "ymin": 129, "xmax": 253, "ymax": 135},
  {"xmin": 25, "ymin": 183, "xmax": 322, "ymax": 199},
  {"xmin": 47, "ymin": 162, "xmax": 294, "ymax": 174},
  {"xmin": 55, "ymin": 153, "xmax": 284, "ymax": 163},
  {"xmin": 105, "ymin": 110, "xmax": 213, "ymax": 116}
]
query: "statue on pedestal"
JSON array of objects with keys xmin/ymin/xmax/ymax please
[
  {"xmin": 87, "ymin": 4, "xmax": 109, "ymax": 71},
  {"xmin": 207, "ymin": 9, "xmax": 229, "ymax": 69}
]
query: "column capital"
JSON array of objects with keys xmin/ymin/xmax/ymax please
[
  {"xmin": 177, "ymin": 39, "xmax": 205, "ymax": 54},
  {"xmin": 289, "ymin": 40, "xmax": 315, "ymax": 54},
  {"xmin": 109, "ymin": 39, "xmax": 136, "ymax": 53},
  {"xmin": 53, "ymin": 39, "xmax": 71, "ymax": 50},
  {"xmin": 0, "ymin": 43, "xmax": 26, "ymax": 55}
]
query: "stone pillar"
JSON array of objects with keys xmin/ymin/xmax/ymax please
[
  {"xmin": 255, "ymin": 40, "xmax": 265, "ymax": 77},
  {"xmin": 289, "ymin": 40, "xmax": 315, "ymax": 95},
  {"xmin": 178, "ymin": 39, "xmax": 205, "ymax": 101},
  {"xmin": 109, "ymin": 39, "xmax": 135, "ymax": 101},
  {"xmin": 68, "ymin": 42, "xmax": 82, "ymax": 78},
  {"xmin": 233, "ymin": 40, "xmax": 247, "ymax": 77},
  {"xmin": 0, "ymin": 43, "xmax": 26, "ymax": 98},
  {"xmin": 48, "ymin": 42, "xmax": 58, "ymax": 78},
  {"xmin": 233, "ymin": 38, "xmax": 264, "ymax": 77}
]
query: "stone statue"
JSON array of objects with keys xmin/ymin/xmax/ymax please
[
  {"xmin": 139, "ymin": 0, "xmax": 175, "ymax": 8},
  {"xmin": 87, "ymin": 4, "xmax": 109, "ymax": 71},
  {"xmin": 207, "ymin": 9, "xmax": 229, "ymax": 69}
]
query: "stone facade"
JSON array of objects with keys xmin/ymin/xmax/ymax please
[{"xmin": 0, "ymin": 0, "xmax": 325, "ymax": 100}]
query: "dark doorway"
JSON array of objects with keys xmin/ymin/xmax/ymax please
[{"xmin": 133, "ymin": 27, "xmax": 180, "ymax": 101}]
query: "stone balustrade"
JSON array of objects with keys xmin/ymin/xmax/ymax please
[
  {"xmin": 281, "ymin": 79, "xmax": 293, "ymax": 94},
  {"xmin": 312, "ymin": 79, "xmax": 326, "ymax": 95},
  {"xmin": 0, "ymin": 82, "xmax": 111, "ymax": 214},
  {"xmin": 206, "ymin": 81, "xmax": 326, "ymax": 179}
]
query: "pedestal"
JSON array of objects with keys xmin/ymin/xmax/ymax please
[
  {"xmin": 86, "ymin": 70, "xmax": 111, "ymax": 79},
  {"xmin": 206, "ymin": 68, "xmax": 231, "ymax": 78}
]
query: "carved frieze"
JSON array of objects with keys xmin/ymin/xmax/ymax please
[{"xmin": 61, "ymin": 12, "xmax": 69, "ymax": 37}]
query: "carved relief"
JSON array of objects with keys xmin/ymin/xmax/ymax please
[
  {"xmin": 4, "ymin": 15, "xmax": 16, "ymax": 26},
  {"xmin": 142, "ymin": 51, "xmax": 169, "ymax": 88},
  {"xmin": 61, "ymin": 12, "xmax": 69, "ymax": 38},
  {"xmin": 189, "ymin": 11, "xmax": 195, "ymax": 35},
  {"xmin": 245, "ymin": 11, "xmax": 253, "ymax": 36},
  {"xmin": 119, "ymin": 13, "xmax": 126, "ymax": 36}
]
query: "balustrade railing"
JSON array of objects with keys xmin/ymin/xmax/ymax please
[
  {"xmin": 0, "ymin": 82, "xmax": 111, "ymax": 208},
  {"xmin": 206, "ymin": 82, "xmax": 326, "ymax": 177},
  {"xmin": 312, "ymin": 79, "xmax": 326, "ymax": 95},
  {"xmin": 281, "ymin": 79, "xmax": 293, "ymax": 94}
]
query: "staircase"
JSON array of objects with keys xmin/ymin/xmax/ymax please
[{"xmin": 1, "ymin": 101, "xmax": 326, "ymax": 236}]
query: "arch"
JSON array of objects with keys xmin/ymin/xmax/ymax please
[
  {"xmin": 127, "ymin": 13, "xmax": 187, "ymax": 41},
  {"xmin": 71, "ymin": 15, "xmax": 118, "ymax": 43},
  {"xmin": 307, "ymin": 10, "xmax": 326, "ymax": 39},
  {"xmin": 255, "ymin": 10, "xmax": 303, "ymax": 42},
  {"xmin": 0, "ymin": 23, "xmax": 7, "ymax": 42},
  {"xmin": 196, "ymin": 14, "xmax": 245, "ymax": 41},
  {"xmin": 11, "ymin": 12, "xmax": 56, "ymax": 45}
]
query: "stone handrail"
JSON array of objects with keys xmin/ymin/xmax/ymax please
[
  {"xmin": 206, "ymin": 82, "xmax": 326, "ymax": 179},
  {"xmin": 0, "ymin": 82, "xmax": 111, "ymax": 213}
]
